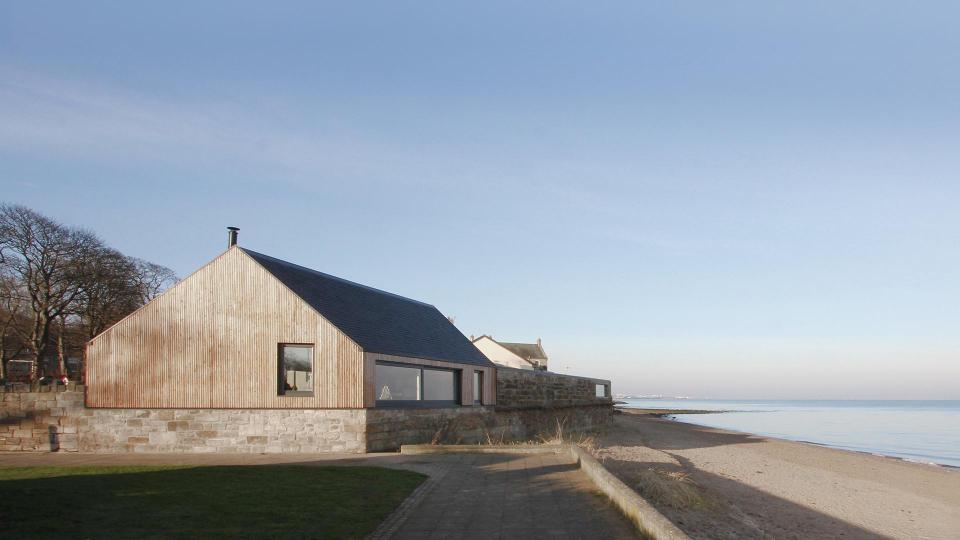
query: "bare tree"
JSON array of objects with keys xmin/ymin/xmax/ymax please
[
  {"xmin": 0, "ymin": 270, "xmax": 29, "ymax": 380},
  {"xmin": 0, "ymin": 204, "xmax": 177, "ymax": 380},
  {"xmin": 74, "ymin": 247, "xmax": 140, "ymax": 341},
  {"xmin": 0, "ymin": 204, "xmax": 101, "ymax": 376},
  {"xmin": 73, "ymin": 248, "xmax": 177, "ymax": 361},
  {"xmin": 130, "ymin": 258, "xmax": 177, "ymax": 304}
]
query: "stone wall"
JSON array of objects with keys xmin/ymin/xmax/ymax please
[
  {"xmin": 496, "ymin": 367, "xmax": 612, "ymax": 410},
  {"xmin": 80, "ymin": 408, "xmax": 366, "ymax": 454},
  {"xmin": 2, "ymin": 381, "xmax": 613, "ymax": 454},
  {"xmin": 0, "ymin": 384, "xmax": 84, "ymax": 451},
  {"xmin": 1, "ymin": 386, "xmax": 365, "ymax": 453},
  {"xmin": 365, "ymin": 404, "xmax": 612, "ymax": 452}
]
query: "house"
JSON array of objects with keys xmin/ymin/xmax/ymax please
[
  {"xmin": 70, "ymin": 229, "xmax": 612, "ymax": 454},
  {"xmin": 86, "ymin": 231, "xmax": 497, "ymax": 411},
  {"xmin": 471, "ymin": 335, "xmax": 549, "ymax": 371}
]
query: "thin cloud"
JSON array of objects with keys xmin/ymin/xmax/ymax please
[{"xmin": 0, "ymin": 66, "xmax": 446, "ymax": 183}]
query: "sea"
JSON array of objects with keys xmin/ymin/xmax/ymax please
[{"xmin": 618, "ymin": 399, "xmax": 960, "ymax": 468}]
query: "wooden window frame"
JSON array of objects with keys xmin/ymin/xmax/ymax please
[{"xmin": 278, "ymin": 343, "xmax": 315, "ymax": 397}]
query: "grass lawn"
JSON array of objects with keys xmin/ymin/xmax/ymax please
[{"xmin": 0, "ymin": 464, "xmax": 426, "ymax": 539}]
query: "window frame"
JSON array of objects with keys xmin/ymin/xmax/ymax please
[
  {"xmin": 473, "ymin": 370, "xmax": 484, "ymax": 405},
  {"xmin": 374, "ymin": 360, "xmax": 461, "ymax": 408},
  {"xmin": 277, "ymin": 343, "xmax": 315, "ymax": 397}
]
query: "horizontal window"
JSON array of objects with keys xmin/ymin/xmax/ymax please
[
  {"xmin": 596, "ymin": 384, "xmax": 608, "ymax": 398},
  {"xmin": 423, "ymin": 369, "xmax": 456, "ymax": 401},
  {"xmin": 376, "ymin": 363, "xmax": 421, "ymax": 401},
  {"xmin": 376, "ymin": 361, "xmax": 460, "ymax": 406}
]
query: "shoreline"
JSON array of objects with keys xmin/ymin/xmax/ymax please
[
  {"xmin": 598, "ymin": 410, "xmax": 960, "ymax": 539},
  {"xmin": 616, "ymin": 404, "xmax": 960, "ymax": 470}
]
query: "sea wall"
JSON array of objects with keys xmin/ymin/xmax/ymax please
[
  {"xmin": 365, "ymin": 404, "xmax": 613, "ymax": 451},
  {"xmin": 364, "ymin": 369, "xmax": 614, "ymax": 451},
  {"xmin": 496, "ymin": 367, "xmax": 612, "ymax": 409}
]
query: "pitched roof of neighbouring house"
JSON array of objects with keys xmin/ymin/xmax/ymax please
[
  {"xmin": 472, "ymin": 335, "xmax": 548, "ymax": 365},
  {"xmin": 499, "ymin": 341, "xmax": 548, "ymax": 361},
  {"xmin": 241, "ymin": 248, "xmax": 494, "ymax": 367}
]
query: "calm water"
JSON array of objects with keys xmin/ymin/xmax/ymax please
[{"xmin": 619, "ymin": 399, "xmax": 960, "ymax": 468}]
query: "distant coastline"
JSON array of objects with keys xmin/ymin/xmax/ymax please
[{"xmin": 615, "ymin": 407, "xmax": 727, "ymax": 416}]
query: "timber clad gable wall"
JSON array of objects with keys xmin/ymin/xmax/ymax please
[{"xmin": 86, "ymin": 248, "xmax": 365, "ymax": 409}]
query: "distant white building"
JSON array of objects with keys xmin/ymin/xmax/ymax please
[{"xmin": 470, "ymin": 335, "xmax": 549, "ymax": 371}]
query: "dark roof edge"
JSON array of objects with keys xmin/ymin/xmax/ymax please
[
  {"xmin": 367, "ymin": 349, "xmax": 496, "ymax": 367},
  {"xmin": 239, "ymin": 248, "xmax": 434, "ymax": 308}
]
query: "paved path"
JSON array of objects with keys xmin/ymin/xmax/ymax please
[
  {"xmin": 387, "ymin": 452, "xmax": 638, "ymax": 540},
  {"xmin": 0, "ymin": 450, "xmax": 638, "ymax": 539}
]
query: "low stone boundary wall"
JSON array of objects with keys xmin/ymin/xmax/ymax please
[
  {"xmin": 2, "ymin": 386, "xmax": 612, "ymax": 454},
  {"xmin": 0, "ymin": 385, "xmax": 84, "ymax": 452},
  {"xmin": 569, "ymin": 445, "xmax": 690, "ymax": 539},
  {"xmin": 366, "ymin": 404, "xmax": 612, "ymax": 452},
  {"xmin": 496, "ymin": 367, "xmax": 612, "ymax": 410}
]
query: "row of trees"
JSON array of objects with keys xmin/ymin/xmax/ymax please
[{"xmin": 0, "ymin": 204, "xmax": 177, "ymax": 381}]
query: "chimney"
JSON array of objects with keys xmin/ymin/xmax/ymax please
[
  {"xmin": 227, "ymin": 226, "xmax": 239, "ymax": 247},
  {"xmin": 537, "ymin": 337, "xmax": 542, "ymax": 348}
]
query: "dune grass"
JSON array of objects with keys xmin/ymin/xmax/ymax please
[
  {"xmin": 0, "ymin": 464, "xmax": 426, "ymax": 539},
  {"xmin": 634, "ymin": 468, "xmax": 717, "ymax": 510}
]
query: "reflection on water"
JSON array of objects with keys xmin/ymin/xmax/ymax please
[{"xmin": 619, "ymin": 399, "xmax": 960, "ymax": 468}]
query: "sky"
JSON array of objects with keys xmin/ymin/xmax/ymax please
[{"xmin": 2, "ymin": 2, "xmax": 958, "ymax": 399}]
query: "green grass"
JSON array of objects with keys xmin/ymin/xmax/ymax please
[{"xmin": 0, "ymin": 464, "xmax": 426, "ymax": 539}]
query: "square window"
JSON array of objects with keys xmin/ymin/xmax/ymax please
[{"xmin": 279, "ymin": 344, "xmax": 314, "ymax": 396}]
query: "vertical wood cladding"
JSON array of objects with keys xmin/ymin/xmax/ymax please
[{"xmin": 86, "ymin": 248, "xmax": 364, "ymax": 408}]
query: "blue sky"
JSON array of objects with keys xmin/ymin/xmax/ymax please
[{"xmin": 2, "ymin": 2, "xmax": 958, "ymax": 398}]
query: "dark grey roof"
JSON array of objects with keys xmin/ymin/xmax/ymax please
[
  {"xmin": 241, "ymin": 248, "xmax": 493, "ymax": 367},
  {"xmin": 499, "ymin": 342, "xmax": 548, "ymax": 361}
]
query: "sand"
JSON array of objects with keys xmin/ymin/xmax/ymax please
[{"xmin": 595, "ymin": 410, "xmax": 960, "ymax": 539}]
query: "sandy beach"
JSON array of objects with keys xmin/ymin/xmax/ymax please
[{"xmin": 595, "ymin": 410, "xmax": 960, "ymax": 539}]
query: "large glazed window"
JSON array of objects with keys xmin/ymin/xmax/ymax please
[
  {"xmin": 375, "ymin": 361, "xmax": 460, "ymax": 406},
  {"xmin": 423, "ymin": 369, "xmax": 456, "ymax": 401},
  {"xmin": 375, "ymin": 363, "xmax": 421, "ymax": 401},
  {"xmin": 278, "ymin": 344, "xmax": 314, "ymax": 397}
]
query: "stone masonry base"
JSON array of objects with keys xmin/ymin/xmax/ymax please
[{"xmin": 2, "ymin": 387, "xmax": 611, "ymax": 453}]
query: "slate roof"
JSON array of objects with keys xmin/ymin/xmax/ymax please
[
  {"xmin": 241, "ymin": 248, "xmax": 494, "ymax": 367},
  {"xmin": 499, "ymin": 341, "xmax": 548, "ymax": 361},
  {"xmin": 472, "ymin": 336, "xmax": 548, "ymax": 369}
]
